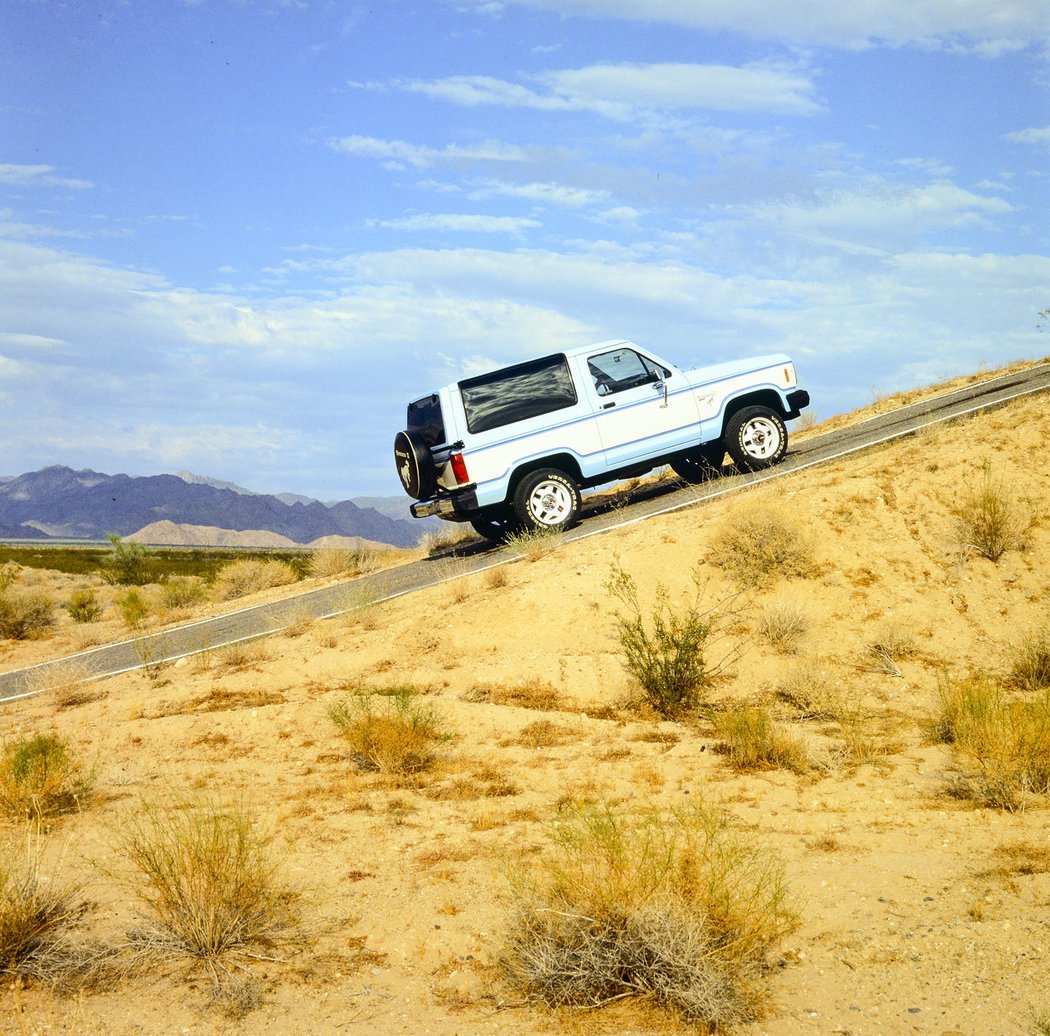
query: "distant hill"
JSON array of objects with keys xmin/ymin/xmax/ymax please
[{"xmin": 0, "ymin": 466, "xmax": 421, "ymax": 548}]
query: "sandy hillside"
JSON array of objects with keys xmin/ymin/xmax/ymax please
[{"xmin": 2, "ymin": 382, "xmax": 1050, "ymax": 1036}]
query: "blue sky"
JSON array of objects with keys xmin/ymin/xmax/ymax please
[{"xmin": 2, "ymin": 0, "xmax": 1048, "ymax": 499}]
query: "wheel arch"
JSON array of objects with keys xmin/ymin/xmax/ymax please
[
  {"xmin": 506, "ymin": 453, "xmax": 584, "ymax": 499},
  {"xmin": 718, "ymin": 389, "xmax": 788, "ymax": 439}
]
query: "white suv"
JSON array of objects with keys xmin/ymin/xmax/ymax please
[{"xmin": 395, "ymin": 339, "xmax": 809, "ymax": 538}]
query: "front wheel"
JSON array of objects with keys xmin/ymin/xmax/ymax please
[
  {"xmin": 724, "ymin": 406, "xmax": 787, "ymax": 472},
  {"xmin": 512, "ymin": 468, "xmax": 581, "ymax": 531}
]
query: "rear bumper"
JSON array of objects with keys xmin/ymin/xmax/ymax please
[{"xmin": 410, "ymin": 489, "xmax": 480, "ymax": 520}]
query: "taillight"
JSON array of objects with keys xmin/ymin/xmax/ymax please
[{"xmin": 450, "ymin": 453, "xmax": 469, "ymax": 485}]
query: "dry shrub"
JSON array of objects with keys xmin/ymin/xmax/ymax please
[
  {"xmin": 328, "ymin": 691, "xmax": 450, "ymax": 778},
  {"xmin": 713, "ymin": 706, "xmax": 808, "ymax": 772},
  {"xmin": 712, "ymin": 504, "xmax": 813, "ymax": 585},
  {"xmin": 504, "ymin": 525, "xmax": 563, "ymax": 561},
  {"xmin": 462, "ymin": 678, "xmax": 562, "ymax": 711},
  {"xmin": 775, "ymin": 665, "xmax": 841, "ymax": 720},
  {"xmin": 30, "ymin": 661, "xmax": 102, "ymax": 710},
  {"xmin": 421, "ymin": 524, "xmax": 480, "ymax": 555},
  {"xmin": 66, "ymin": 588, "xmax": 103, "ymax": 623},
  {"xmin": 501, "ymin": 803, "xmax": 795, "ymax": 1028},
  {"xmin": 606, "ymin": 561, "xmax": 732, "ymax": 718},
  {"xmin": 215, "ymin": 640, "xmax": 270, "ymax": 672},
  {"xmin": 116, "ymin": 796, "xmax": 300, "ymax": 1015},
  {"xmin": 160, "ymin": 576, "xmax": 206, "ymax": 611},
  {"xmin": 307, "ymin": 547, "xmax": 375, "ymax": 580},
  {"xmin": 863, "ymin": 624, "xmax": 917, "ymax": 677},
  {"xmin": 933, "ymin": 674, "xmax": 1050, "ymax": 810},
  {"xmin": 1008, "ymin": 629, "xmax": 1050, "ymax": 691},
  {"xmin": 950, "ymin": 460, "xmax": 1032, "ymax": 562},
  {"xmin": 514, "ymin": 720, "xmax": 570, "ymax": 748},
  {"xmin": 211, "ymin": 559, "xmax": 298, "ymax": 602},
  {"xmin": 0, "ymin": 834, "xmax": 101, "ymax": 989},
  {"xmin": 115, "ymin": 587, "xmax": 151, "ymax": 628},
  {"xmin": 0, "ymin": 588, "xmax": 55, "ymax": 640},
  {"xmin": 759, "ymin": 596, "xmax": 809, "ymax": 654},
  {"xmin": 0, "ymin": 733, "xmax": 94, "ymax": 819}
]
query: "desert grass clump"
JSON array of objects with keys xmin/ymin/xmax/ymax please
[
  {"xmin": 933, "ymin": 674, "xmax": 1050, "ymax": 810},
  {"xmin": 116, "ymin": 796, "xmax": 300, "ymax": 1013},
  {"xmin": 759, "ymin": 596, "xmax": 810, "ymax": 654},
  {"xmin": 210, "ymin": 559, "xmax": 298, "ymax": 602},
  {"xmin": 712, "ymin": 504, "xmax": 813, "ymax": 585},
  {"xmin": 713, "ymin": 706, "xmax": 808, "ymax": 772},
  {"xmin": 501, "ymin": 803, "xmax": 795, "ymax": 1028},
  {"xmin": 606, "ymin": 561, "xmax": 731, "ymax": 718},
  {"xmin": 306, "ymin": 547, "xmax": 376, "ymax": 580},
  {"xmin": 1007, "ymin": 629, "xmax": 1050, "ymax": 691},
  {"xmin": 160, "ymin": 576, "xmax": 207, "ymax": 611},
  {"xmin": 115, "ymin": 587, "xmax": 152, "ymax": 628},
  {"xmin": 950, "ymin": 459, "xmax": 1032, "ymax": 562},
  {"xmin": 66, "ymin": 587, "xmax": 103, "ymax": 623},
  {"xmin": 863, "ymin": 624, "xmax": 917, "ymax": 677},
  {"xmin": 505, "ymin": 524, "xmax": 563, "ymax": 562},
  {"xmin": 0, "ymin": 587, "xmax": 55, "ymax": 640},
  {"xmin": 0, "ymin": 733, "xmax": 94, "ymax": 819},
  {"xmin": 462, "ymin": 677, "xmax": 562, "ymax": 711},
  {"xmin": 774, "ymin": 664, "xmax": 841, "ymax": 721},
  {"xmin": 0, "ymin": 835, "xmax": 97, "ymax": 988},
  {"xmin": 30, "ymin": 661, "xmax": 101, "ymax": 710},
  {"xmin": 328, "ymin": 691, "xmax": 451, "ymax": 779},
  {"xmin": 421, "ymin": 524, "xmax": 480, "ymax": 555}
]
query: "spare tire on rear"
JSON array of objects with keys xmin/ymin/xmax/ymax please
[{"xmin": 394, "ymin": 430, "xmax": 436, "ymax": 500}]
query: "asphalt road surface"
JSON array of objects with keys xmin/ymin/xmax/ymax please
[{"xmin": 3, "ymin": 360, "xmax": 1048, "ymax": 703}]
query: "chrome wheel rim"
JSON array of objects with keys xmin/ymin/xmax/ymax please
[
  {"xmin": 528, "ymin": 480, "xmax": 573, "ymax": 525},
  {"xmin": 740, "ymin": 416, "xmax": 781, "ymax": 459}
]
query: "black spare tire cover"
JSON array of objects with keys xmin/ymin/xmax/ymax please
[{"xmin": 394, "ymin": 430, "xmax": 436, "ymax": 500}]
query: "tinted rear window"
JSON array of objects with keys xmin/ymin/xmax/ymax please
[
  {"xmin": 407, "ymin": 394, "xmax": 446, "ymax": 448},
  {"xmin": 459, "ymin": 354, "xmax": 577, "ymax": 434}
]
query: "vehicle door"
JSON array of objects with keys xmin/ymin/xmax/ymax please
[{"xmin": 583, "ymin": 346, "xmax": 701, "ymax": 467}]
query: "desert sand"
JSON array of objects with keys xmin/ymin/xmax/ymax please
[{"xmin": 2, "ymin": 379, "xmax": 1049, "ymax": 1036}]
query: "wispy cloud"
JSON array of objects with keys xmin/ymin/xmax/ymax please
[
  {"xmin": 1005, "ymin": 125, "xmax": 1050, "ymax": 148},
  {"xmin": 367, "ymin": 212, "xmax": 542, "ymax": 234},
  {"xmin": 0, "ymin": 164, "xmax": 94, "ymax": 189},
  {"xmin": 326, "ymin": 135, "xmax": 525, "ymax": 169},
  {"xmin": 461, "ymin": 0, "xmax": 1050, "ymax": 51},
  {"xmin": 397, "ymin": 61, "xmax": 822, "ymax": 118}
]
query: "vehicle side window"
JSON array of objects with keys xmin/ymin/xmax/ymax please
[
  {"xmin": 588, "ymin": 349, "xmax": 670, "ymax": 396},
  {"xmin": 459, "ymin": 354, "xmax": 577, "ymax": 434},
  {"xmin": 407, "ymin": 394, "xmax": 446, "ymax": 448}
]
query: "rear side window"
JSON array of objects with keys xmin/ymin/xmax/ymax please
[
  {"xmin": 459, "ymin": 354, "xmax": 577, "ymax": 434},
  {"xmin": 407, "ymin": 394, "xmax": 446, "ymax": 448}
]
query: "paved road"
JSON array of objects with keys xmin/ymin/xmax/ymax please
[{"xmin": 3, "ymin": 360, "xmax": 1048, "ymax": 703}]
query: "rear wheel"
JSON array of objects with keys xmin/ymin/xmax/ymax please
[
  {"xmin": 513, "ymin": 469, "xmax": 581, "ymax": 531},
  {"xmin": 670, "ymin": 442, "xmax": 725, "ymax": 484},
  {"xmin": 724, "ymin": 406, "xmax": 787, "ymax": 472}
]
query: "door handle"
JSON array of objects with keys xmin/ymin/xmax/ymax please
[{"xmin": 602, "ymin": 402, "xmax": 615, "ymax": 409}]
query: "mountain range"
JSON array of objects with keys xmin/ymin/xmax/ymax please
[{"xmin": 0, "ymin": 466, "xmax": 421, "ymax": 548}]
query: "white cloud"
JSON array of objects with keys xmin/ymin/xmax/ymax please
[
  {"xmin": 399, "ymin": 61, "xmax": 821, "ymax": 118},
  {"xmin": 367, "ymin": 213, "xmax": 542, "ymax": 234},
  {"xmin": 326, "ymin": 135, "xmax": 526, "ymax": 169},
  {"xmin": 461, "ymin": 0, "xmax": 1050, "ymax": 50},
  {"xmin": 0, "ymin": 164, "xmax": 94, "ymax": 189},
  {"xmin": 1006, "ymin": 126, "xmax": 1050, "ymax": 148},
  {"xmin": 467, "ymin": 179, "xmax": 611, "ymax": 208}
]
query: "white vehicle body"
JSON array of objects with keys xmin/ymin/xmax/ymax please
[{"xmin": 394, "ymin": 339, "xmax": 810, "ymax": 536}]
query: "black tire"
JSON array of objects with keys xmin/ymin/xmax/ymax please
[
  {"xmin": 393, "ymin": 430, "xmax": 436, "ymax": 500},
  {"xmin": 670, "ymin": 442, "xmax": 725, "ymax": 484},
  {"xmin": 724, "ymin": 406, "xmax": 787, "ymax": 472},
  {"xmin": 512, "ymin": 468, "xmax": 581, "ymax": 531}
]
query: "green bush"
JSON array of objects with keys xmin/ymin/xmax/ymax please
[
  {"xmin": 115, "ymin": 587, "xmax": 151, "ymax": 628},
  {"xmin": 714, "ymin": 706, "xmax": 808, "ymax": 772},
  {"xmin": 100, "ymin": 534, "xmax": 155, "ymax": 586},
  {"xmin": 160, "ymin": 576, "xmax": 206, "ymax": 610},
  {"xmin": 606, "ymin": 561, "xmax": 728, "ymax": 717},
  {"xmin": 0, "ymin": 733, "xmax": 94, "ymax": 819},
  {"xmin": 66, "ymin": 588, "xmax": 103, "ymax": 623},
  {"xmin": 501, "ymin": 802, "xmax": 795, "ymax": 1028},
  {"xmin": 0, "ymin": 588, "xmax": 55, "ymax": 639}
]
